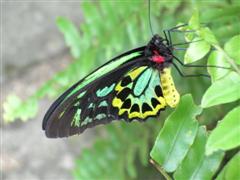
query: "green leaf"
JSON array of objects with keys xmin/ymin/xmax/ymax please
[
  {"xmin": 126, "ymin": 147, "xmax": 137, "ymax": 178},
  {"xmin": 207, "ymin": 51, "xmax": 231, "ymax": 82},
  {"xmin": 201, "ymin": 72, "xmax": 240, "ymax": 108},
  {"xmin": 184, "ymin": 37, "xmax": 211, "ymax": 64},
  {"xmin": 57, "ymin": 17, "xmax": 82, "ymax": 58},
  {"xmin": 150, "ymin": 94, "xmax": 201, "ymax": 172},
  {"xmin": 202, "ymin": 6, "xmax": 240, "ymax": 22},
  {"xmin": 206, "ymin": 106, "xmax": 240, "ymax": 155},
  {"xmin": 3, "ymin": 95, "xmax": 38, "ymax": 122},
  {"xmin": 224, "ymin": 35, "xmax": 240, "ymax": 65},
  {"xmin": 73, "ymin": 121, "xmax": 154, "ymax": 180},
  {"xmin": 138, "ymin": 130, "xmax": 149, "ymax": 166},
  {"xmin": 198, "ymin": 27, "xmax": 219, "ymax": 45},
  {"xmin": 189, "ymin": 9, "xmax": 200, "ymax": 29},
  {"xmin": 126, "ymin": 21, "xmax": 138, "ymax": 46},
  {"xmin": 174, "ymin": 127, "xmax": 224, "ymax": 180},
  {"xmin": 216, "ymin": 152, "xmax": 240, "ymax": 180}
]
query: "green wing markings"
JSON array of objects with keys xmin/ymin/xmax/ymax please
[
  {"xmin": 95, "ymin": 114, "xmax": 107, "ymax": 120},
  {"xmin": 81, "ymin": 116, "xmax": 92, "ymax": 126},
  {"xmin": 59, "ymin": 91, "xmax": 86, "ymax": 119},
  {"xmin": 58, "ymin": 110, "xmax": 66, "ymax": 119},
  {"xmin": 98, "ymin": 100, "xmax": 108, "ymax": 107},
  {"xmin": 88, "ymin": 103, "xmax": 94, "ymax": 108},
  {"xmin": 77, "ymin": 91, "xmax": 86, "ymax": 98},
  {"xmin": 71, "ymin": 108, "xmax": 81, "ymax": 127},
  {"xmin": 64, "ymin": 86, "xmax": 86, "ymax": 101},
  {"xmin": 74, "ymin": 101, "xmax": 80, "ymax": 107},
  {"xmin": 84, "ymin": 52, "xmax": 141, "ymax": 87},
  {"xmin": 96, "ymin": 83, "xmax": 115, "ymax": 97},
  {"xmin": 143, "ymin": 69, "xmax": 161, "ymax": 104},
  {"xmin": 71, "ymin": 99, "xmax": 111, "ymax": 128},
  {"xmin": 134, "ymin": 68, "xmax": 153, "ymax": 96},
  {"xmin": 64, "ymin": 52, "xmax": 141, "ymax": 101}
]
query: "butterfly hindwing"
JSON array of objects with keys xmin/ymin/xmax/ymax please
[{"xmin": 112, "ymin": 66, "xmax": 167, "ymax": 120}]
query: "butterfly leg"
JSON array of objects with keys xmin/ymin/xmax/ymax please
[
  {"xmin": 172, "ymin": 48, "xmax": 188, "ymax": 51},
  {"xmin": 163, "ymin": 23, "xmax": 207, "ymax": 48},
  {"xmin": 172, "ymin": 62, "xmax": 210, "ymax": 78},
  {"xmin": 173, "ymin": 55, "xmax": 231, "ymax": 70},
  {"xmin": 163, "ymin": 23, "xmax": 190, "ymax": 46},
  {"xmin": 171, "ymin": 39, "xmax": 203, "ymax": 47},
  {"xmin": 165, "ymin": 23, "xmax": 208, "ymax": 33}
]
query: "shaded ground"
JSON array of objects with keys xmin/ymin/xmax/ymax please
[
  {"xmin": 1, "ymin": 53, "xmax": 96, "ymax": 180},
  {"xmin": 1, "ymin": 1, "xmax": 97, "ymax": 180},
  {"xmin": 2, "ymin": 1, "xmax": 83, "ymax": 82}
]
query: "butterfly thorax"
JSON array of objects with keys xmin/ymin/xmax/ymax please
[{"xmin": 145, "ymin": 34, "xmax": 173, "ymax": 70}]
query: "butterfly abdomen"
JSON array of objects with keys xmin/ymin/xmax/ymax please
[{"xmin": 160, "ymin": 68, "xmax": 180, "ymax": 108}]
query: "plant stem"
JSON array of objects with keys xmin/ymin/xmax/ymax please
[
  {"xmin": 214, "ymin": 45, "xmax": 240, "ymax": 75},
  {"xmin": 150, "ymin": 159, "xmax": 172, "ymax": 180}
]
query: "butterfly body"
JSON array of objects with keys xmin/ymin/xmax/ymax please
[{"xmin": 43, "ymin": 34, "xmax": 180, "ymax": 138}]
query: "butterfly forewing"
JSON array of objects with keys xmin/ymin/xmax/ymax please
[{"xmin": 43, "ymin": 47, "xmax": 147, "ymax": 137}]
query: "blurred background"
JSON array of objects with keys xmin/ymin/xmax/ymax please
[
  {"xmin": 1, "ymin": 1, "xmax": 239, "ymax": 180},
  {"xmin": 2, "ymin": 1, "xmax": 90, "ymax": 180}
]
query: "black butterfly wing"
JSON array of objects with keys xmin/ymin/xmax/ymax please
[
  {"xmin": 43, "ymin": 47, "xmax": 180, "ymax": 138},
  {"xmin": 43, "ymin": 47, "xmax": 146, "ymax": 137}
]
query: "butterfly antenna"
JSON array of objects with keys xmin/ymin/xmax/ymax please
[{"xmin": 148, "ymin": 0, "xmax": 154, "ymax": 36}]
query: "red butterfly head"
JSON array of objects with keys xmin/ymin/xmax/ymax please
[{"xmin": 145, "ymin": 34, "xmax": 173, "ymax": 66}]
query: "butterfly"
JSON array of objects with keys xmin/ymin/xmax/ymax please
[{"xmin": 42, "ymin": 34, "xmax": 180, "ymax": 138}]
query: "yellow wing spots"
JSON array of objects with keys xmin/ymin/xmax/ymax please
[
  {"xmin": 122, "ymin": 96, "xmax": 166, "ymax": 119},
  {"xmin": 115, "ymin": 67, "xmax": 145, "ymax": 92},
  {"xmin": 115, "ymin": 83, "xmax": 124, "ymax": 92},
  {"xmin": 112, "ymin": 98, "xmax": 123, "ymax": 109},
  {"xmin": 128, "ymin": 66, "xmax": 147, "ymax": 79},
  {"xmin": 160, "ymin": 68, "xmax": 180, "ymax": 108},
  {"xmin": 112, "ymin": 66, "xmax": 168, "ymax": 119},
  {"xmin": 119, "ymin": 108, "xmax": 128, "ymax": 116},
  {"xmin": 141, "ymin": 103, "xmax": 165, "ymax": 118},
  {"xmin": 113, "ymin": 97, "xmax": 166, "ymax": 119},
  {"xmin": 113, "ymin": 67, "xmax": 147, "ymax": 117},
  {"xmin": 129, "ymin": 112, "xmax": 142, "ymax": 119},
  {"xmin": 157, "ymin": 96, "xmax": 167, "ymax": 108},
  {"xmin": 141, "ymin": 97, "xmax": 166, "ymax": 118},
  {"xmin": 141, "ymin": 107, "xmax": 160, "ymax": 118}
]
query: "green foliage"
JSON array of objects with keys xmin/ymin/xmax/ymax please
[
  {"xmin": 224, "ymin": 35, "xmax": 240, "ymax": 65},
  {"xmin": 174, "ymin": 127, "xmax": 224, "ymax": 180},
  {"xmin": 184, "ymin": 37, "xmax": 211, "ymax": 63},
  {"xmin": 73, "ymin": 122, "xmax": 152, "ymax": 180},
  {"xmin": 216, "ymin": 152, "xmax": 240, "ymax": 180},
  {"xmin": 3, "ymin": 95, "xmax": 38, "ymax": 122},
  {"xmin": 201, "ymin": 72, "xmax": 240, "ymax": 108},
  {"xmin": 3, "ymin": 0, "xmax": 240, "ymax": 179},
  {"xmin": 57, "ymin": 17, "xmax": 82, "ymax": 59},
  {"xmin": 150, "ymin": 95, "xmax": 224, "ymax": 179},
  {"xmin": 150, "ymin": 2, "xmax": 240, "ymax": 179},
  {"xmin": 206, "ymin": 106, "xmax": 240, "ymax": 155},
  {"xmin": 207, "ymin": 51, "xmax": 230, "ymax": 82},
  {"xmin": 150, "ymin": 95, "xmax": 201, "ymax": 173}
]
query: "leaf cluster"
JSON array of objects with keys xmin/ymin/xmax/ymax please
[
  {"xmin": 150, "ymin": 5, "xmax": 240, "ymax": 179},
  {"xmin": 3, "ymin": 0, "xmax": 240, "ymax": 179}
]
